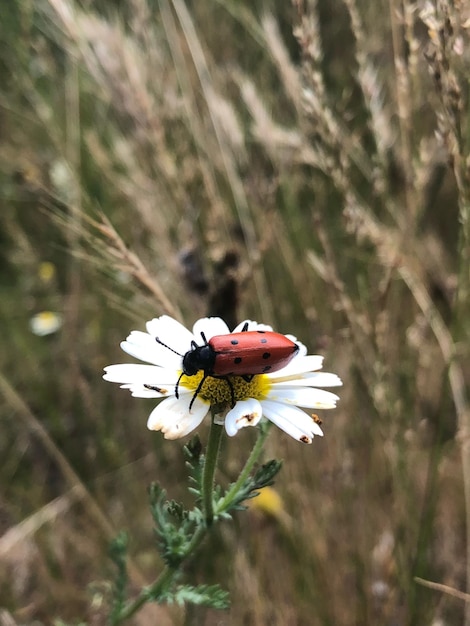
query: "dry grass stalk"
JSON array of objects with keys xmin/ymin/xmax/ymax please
[
  {"xmin": 343, "ymin": 0, "xmax": 394, "ymax": 175},
  {"xmin": 91, "ymin": 214, "xmax": 181, "ymax": 319},
  {"xmin": 415, "ymin": 576, "xmax": 470, "ymax": 604},
  {"xmin": 420, "ymin": 2, "xmax": 470, "ymax": 617},
  {"xmin": 389, "ymin": 0, "xmax": 416, "ymax": 214},
  {"xmin": 0, "ymin": 370, "xmax": 174, "ymax": 624},
  {"xmin": 168, "ymin": 0, "xmax": 275, "ymax": 323},
  {"xmin": 262, "ymin": 13, "xmax": 303, "ymax": 111}
]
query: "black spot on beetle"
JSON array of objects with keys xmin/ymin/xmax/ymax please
[
  {"xmin": 231, "ymin": 339, "xmax": 239, "ymax": 345},
  {"xmin": 260, "ymin": 338, "xmax": 268, "ymax": 344},
  {"xmin": 234, "ymin": 357, "xmax": 242, "ymax": 364},
  {"xmin": 256, "ymin": 330, "xmax": 266, "ymax": 334},
  {"xmin": 262, "ymin": 352, "xmax": 271, "ymax": 360},
  {"xmin": 262, "ymin": 365, "xmax": 272, "ymax": 372}
]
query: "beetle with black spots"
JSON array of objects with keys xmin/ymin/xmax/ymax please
[{"xmin": 154, "ymin": 322, "xmax": 300, "ymax": 409}]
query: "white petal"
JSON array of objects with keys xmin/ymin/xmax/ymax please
[
  {"xmin": 267, "ymin": 355, "xmax": 324, "ymax": 379},
  {"xmin": 146, "ymin": 316, "xmax": 194, "ymax": 358},
  {"xmin": 120, "ymin": 330, "xmax": 182, "ymax": 369},
  {"xmin": 232, "ymin": 319, "xmax": 273, "ymax": 332},
  {"xmin": 267, "ymin": 386, "xmax": 340, "ymax": 409},
  {"xmin": 192, "ymin": 317, "xmax": 230, "ymax": 341},
  {"xmin": 103, "ymin": 364, "xmax": 178, "ymax": 385},
  {"xmin": 261, "ymin": 400, "xmax": 324, "ymax": 443},
  {"xmin": 224, "ymin": 399, "xmax": 263, "ymax": 437},
  {"xmin": 119, "ymin": 383, "xmax": 178, "ymax": 398},
  {"xmin": 147, "ymin": 395, "xmax": 209, "ymax": 439},
  {"xmin": 284, "ymin": 336, "xmax": 307, "ymax": 356},
  {"xmin": 270, "ymin": 372, "xmax": 342, "ymax": 388},
  {"xmin": 257, "ymin": 329, "xmax": 306, "ymax": 357},
  {"xmin": 120, "ymin": 331, "xmax": 162, "ymax": 364}
]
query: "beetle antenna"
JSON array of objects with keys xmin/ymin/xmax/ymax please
[{"xmin": 155, "ymin": 337, "xmax": 183, "ymax": 357}]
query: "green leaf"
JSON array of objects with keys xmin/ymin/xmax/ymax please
[
  {"xmin": 184, "ymin": 435, "xmax": 205, "ymax": 500},
  {"xmin": 218, "ymin": 459, "xmax": 283, "ymax": 516},
  {"xmin": 252, "ymin": 459, "xmax": 283, "ymax": 489},
  {"xmin": 108, "ymin": 531, "xmax": 129, "ymax": 623},
  {"xmin": 161, "ymin": 583, "xmax": 230, "ymax": 609},
  {"xmin": 166, "ymin": 499, "xmax": 188, "ymax": 521},
  {"xmin": 148, "ymin": 482, "xmax": 202, "ymax": 568},
  {"xmin": 185, "ymin": 434, "xmax": 203, "ymax": 461}
]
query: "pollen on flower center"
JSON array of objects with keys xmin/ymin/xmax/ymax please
[{"xmin": 179, "ymin": 371, "xmax": 271, "ymax": 405}]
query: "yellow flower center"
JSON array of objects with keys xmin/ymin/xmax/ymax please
[{"xmin": 179, "ymin": 371, "xmax": 271, "ymax": 405}]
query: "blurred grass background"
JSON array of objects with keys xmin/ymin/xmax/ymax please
[{"xmin": 1, "ymin": 0, "xmax": 470, "ymax": 624}]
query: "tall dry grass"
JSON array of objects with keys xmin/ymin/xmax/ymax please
[{"xmin": 0, "ymin": 0, "xmax": 469, "ymax": 624}]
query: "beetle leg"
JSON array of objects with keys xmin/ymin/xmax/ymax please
[
  {"xmin": 241, "ymin": 322, "xmax": 249, "ymax": 332},
  {"xmin": 175, "ymin": 370, "xmax": 185, "ymax": 399},
  {"xmin": 224, "ymin": 376, "xmax": 235, "ymax": 407},
  {"xmin": 189, "ymin": 373, "xmax": 207, "ymax": 411},
  {"xmin": 241, "ymin": 374, "xmax": 254, "ymax": 383}
]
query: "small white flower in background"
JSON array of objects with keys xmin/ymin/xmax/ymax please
[
  {"xmin": 30, "ymin": 311, "xmax": 63, "ymax": 336},
  {"xmin": 103, "ymin": 315, "xmax": 342, "ymax": 442}
]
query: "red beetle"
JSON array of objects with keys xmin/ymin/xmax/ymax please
[{"xmin": 155, "ymin": 322, "xmax": 300, "ymax": 409}]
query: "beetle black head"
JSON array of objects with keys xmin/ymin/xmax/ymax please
[{"xmin": 182, "ymin": 342, "xmax": 216, "ymax": 376}]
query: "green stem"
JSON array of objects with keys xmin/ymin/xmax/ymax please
[
  {"xmin": 114, "ymin": 565, "xmax": 175, "ymax": 624},
  {"xmin": 115, "ymin": 524, "xmax": 209, "ymax": 623},
  {"xmin": 202, "ymin": 410, "xmax": 224, "ymax": 526},
  {"xmin": 218, "ymin": 421, "xmax": 272, "ymax": 514},
  {"xmin": 113, "ymin": 415, "xmax": 270, "ymax": 623}
]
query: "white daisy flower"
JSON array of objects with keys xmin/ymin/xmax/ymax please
[
  {"xmin": 30, "ymin": 311, "xmax": 63, "ymax": 336},
  {"xmin": 103, "ymin": 315, "xmax": 342, "ymax": 442}
]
